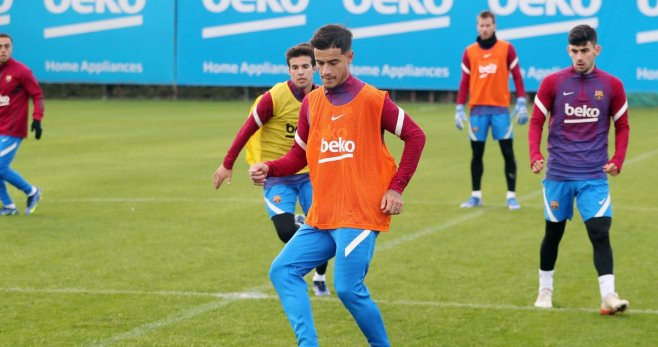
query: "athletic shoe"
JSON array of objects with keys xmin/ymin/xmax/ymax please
[
  {"xmin": 534, "ymin": 288, "xmax": 553, "ymax": 308},
  {"xmin": 460, "ymin": 196, "xmax": 482, "ymax": 208},
  {"xmin": 25, "ymin": 189, "xmax": 42, "ymax": 215},
  {"xmin": 0, "ymin": 207, "xmax": 18, "ymax": 216},
  {"xmin": 507, "ymin": 197, "xmax": 521, "ymax": 210},
  {"xmin": 294, "ymin": 214, "xmax": 305, "ymax": 228},
  {"xmin": 312, "ymin": 280, "xmax": 331, "ymax": 296},
  {"xmin": 600, "ymin": 293, "xmax": 629, "ymax": 315}
]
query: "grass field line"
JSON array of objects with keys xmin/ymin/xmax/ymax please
[
  {"xmin": 87, "ymin": 284, "xmax": 271, "ymax": 346},
  {"xmin": 3, "ymin": 286, "xmax": 657, "ymax": 316},
  {"xmin": 378, "ymin": 190, "xmax": 542, "ymax": 252}
]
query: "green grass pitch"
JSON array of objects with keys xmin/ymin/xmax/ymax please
[{"xmin": 1, "ymin": 99, "xmax": 657, "ymax": 346}]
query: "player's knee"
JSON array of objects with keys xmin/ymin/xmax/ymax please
[
  {"xmin": 269, "ymin": 257, "xmax": 287, "ymax": 286},
  {"xmin": 334, "ymin": 284, "xmax": 356, "ymax": 303},
  {"xmin": 586, "ymin": 217, "xmax": 611, "ymax": 244},
  {"xmin": 0, "ymin": 166, "xmax": 9, "ymax": 178},
  {"xmin": 272, "ymin": 213, "xmax": 297, "ymax": 243}
]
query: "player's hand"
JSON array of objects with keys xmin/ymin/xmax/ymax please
[
  {"xmin": 31, "ymin": 120, "xmax": 42, "ymax": 140},
  {"xmin": 380, "ymin": 189, "xmax": 403, "ymax": 215},
  {"xmin": 603, "ymin": 162, "xmax": 619, "ymax": 176},
  {"xmin": 531, "ymin": 159, "xmax": 544, "ymax": 174},
  {"xmin": 454, "ymin": 104, "xmax": 467, "ymax": 131},
  {"xmin": 514, "ymin": 97, "xmax": 528, "ymax": 125},
  {"xmin": 213, "ymin": 164, "xmax": 232, "ymax": 189},
  {"xmin": 248, "ymin": 163, "xmax": 269, "ymax": 186}
]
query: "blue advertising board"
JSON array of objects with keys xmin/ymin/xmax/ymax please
[
  {"xmin": 1, "ymin": 1, "xmax": 656, "ymax": 91},
  {"xmin": 177, "ymin": 0, "xmax": 658, "ymax": 92},
  {"xmin": 2, "ymin": 0, "xmax": 175, "ymax": 84}
]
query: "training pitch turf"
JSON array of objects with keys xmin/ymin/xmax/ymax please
[{"xmin": 1, "ymin": 99, "xmax": 656, "ymax": 346}]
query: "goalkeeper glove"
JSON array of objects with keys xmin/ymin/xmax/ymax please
[
  {"xmin": 454, "ymin": 104, "xmax": 467, "ymax": 130},
  {"xmin": 513, "ymin": 97, "xmax": 528, "ymax": 125},
  {"xmin": 31, "ymin": 120, "xmax": 42, "ymax": 140}
]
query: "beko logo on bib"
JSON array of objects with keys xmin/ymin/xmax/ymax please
[
  {"xmin": 478, "ymin": 63, "xmax": 497, "ymax": 78},
  {"xmin": 319, "ymin": 137, "xmax": 355, "ymax": 163},
  {"xmin": 0, "ymin": 95, "xmax": 10, "ymax": 106},
  {"xmin": 0, "ymin": 0, "xmax": 12, "ymax": 26},
  {"xmin": 43, "ymin": 0, "xmax": 146, "ymax": 39},
  {"xmin": 564, "ymin": 103, "xmax": 600, "ymax": 123}
]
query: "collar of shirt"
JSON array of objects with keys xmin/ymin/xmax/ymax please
[
  {"xmin": 569, "ymin": 65, "xmax": 599, "ymax": 79},
  {"xmin": 287, "ymin": 80, "xmax": 318, "ymax": 102},
  {"xmin": 323, "ymin": 74, "xmax": 365, "ymax": 106}
]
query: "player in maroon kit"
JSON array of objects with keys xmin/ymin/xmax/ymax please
[
  {"xmin": 0, "ymin": 33, "xmax": 44, "ymax": 216},
  {"xmin": 529, "ymin": 25, "xmax": 630, "ymax": 314}
]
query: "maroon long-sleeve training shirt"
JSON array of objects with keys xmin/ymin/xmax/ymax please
[{"xmin": 0, "ymin": 58, "xmax": 44, "ymax": 138}]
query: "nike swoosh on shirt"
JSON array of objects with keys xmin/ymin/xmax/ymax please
[
  {"xmin": 598, "ymin": 199, "xmax": 606, "ymax": 204},
  {"xmin": 563, "ymin": 91, "xmax": 574, "ymax": 96},
  {"xmin": 331, "ymin": 114, "xmax": 346, "ymax": 121},
  {"xmin": 484, "ymin": 53, "xmax": 492, "ymax": 58}
]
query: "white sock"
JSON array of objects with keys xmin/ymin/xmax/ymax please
[
  {"xmin": 599, "ymin": 274, "xmax": 615, "ymax": 300},
  {"xmin": 313, "ymin": 273, "xmax": 326, "ymax": 282},
  {"xmin": 28, "ymin": 186, "xmax": 37, "ymax": 196},
  {"xmin": 4, "ymin": 203, "xmax": 16, "ymax": 209},
  {"xmin": 539, "ymin": 269, "xmax": 554, "ymax": 292},
  {"xmin": 471, "ymin": 191, "xmax": 482, "ymax": 199},
  {"xmin": 506, "ymin": 191, "xmax": 516, "ymax": 199}
]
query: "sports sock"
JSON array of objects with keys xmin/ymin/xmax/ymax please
[
  {"xmin": 539, "ymin": 269, "xmax": 554, "ymax": 292},
  {"xmin": 28, "ymin": 186, "xmax": 37, "ymax": 196},
  {"xmin": 471, "ymin": 190, "xmax": 482, "ymax": 199},
  {"xmin": 506, "ymin": 191, "xmax": 516, "ymax": 199},
  {"xmin": 313, "ymin": 272, "xmax": 326, "ymax": 282},
  {"xmin": 598, "ymin": 274, "xmax": 615, "ymax": 300}
]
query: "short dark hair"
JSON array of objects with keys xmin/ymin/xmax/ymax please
[
  {"xmin": 478, "ymin": 10, "xmax": 495, "ymax": 24},
  {"xmin": 310, "ymin": 24, "xmax": 352, "ymax": 53},
  {"xmin": 568, "ymin": 25, "xmax": 597, "ymax": 46},
  {"xmin": 286, "ymin": 43, "xmax": 315, "ymax": 67},
  {"xmin": 0, "ymin": 33, "xmax": 12, "ymax": 42}
]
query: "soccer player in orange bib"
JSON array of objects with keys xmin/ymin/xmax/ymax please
[
  {"xmin": 454, "ymin": 10, "xmax": 528, "ymax": 210},
  {"xmin": 249, "ymin": 25, "xmax": 426, "ymax": 346}
]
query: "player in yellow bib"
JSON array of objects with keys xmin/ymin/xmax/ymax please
[{"xmin": 213, "ymin": 43, "xmax": 330, "ymax": 296}]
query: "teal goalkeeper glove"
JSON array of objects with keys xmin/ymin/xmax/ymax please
[
  {"xmin": 513, "ymin": 97, "xmax": 528, "ymax": 125},
  {"xmin": 454, "ymin": 104, "xmax": 467, "ymax": 130}
]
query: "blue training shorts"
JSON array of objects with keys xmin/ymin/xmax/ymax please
[
  {"xmin": 263, "ymin": 178, "xmax": 312, "ymax": 218},
  {"xmin": 469, "ymin": 113, "xmax": 513, "ymax": 141},
  {"xmin": 542, "ymin": 179, "xmax": 612, "ymax": 222}
]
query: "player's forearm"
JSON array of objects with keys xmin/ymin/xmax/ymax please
[
  {"xmin": 456, "ymin": 72, "xmax": 469, "ymax": 105},
  {"xmin": 528, "ymin": 109, "xmax": 545, "ymax": 164},
  {"xmin": 222, "ymin": 116, "xmax": 260, "ymax": 170},
  {"xmin": 610, "ymin": 116, "xmax": 630, "ymax": 172},
  {"xmin": 24, "ymin": 75, "xmax": 45, "ymax": 119},
  {"xmin": 511, "ymin": 66, "xmax": 526, "ymax": 98},
  {"xmin": 389, "ymin": 120, "xmax": 426, "ymax": 193},
  {"xmin": 265, "ymin": 144, "xmax": 307, "ymax": 177}
]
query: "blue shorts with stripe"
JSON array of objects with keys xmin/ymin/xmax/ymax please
[
  {"xmin": 469, "ymin": 113, "xmax": 513, "ymax": 141},
  {"xmin": 542, "ymin": 179, "xmax": 612, "ymax": 222},
  {"xmin": 263, "ymin": 174, "xmax": 312, "ymax": 218}
]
